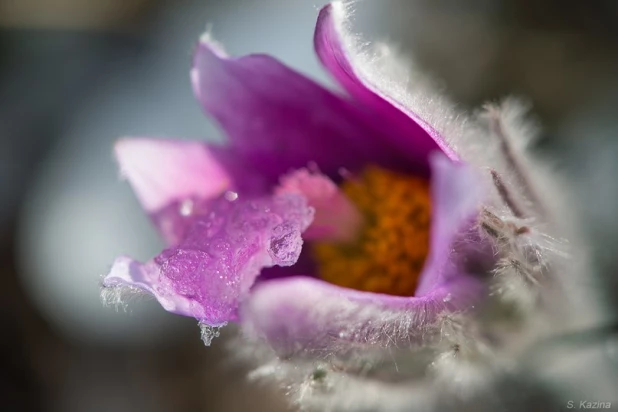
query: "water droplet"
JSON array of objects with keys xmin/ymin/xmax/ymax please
[
  {"xmin": 210, "ymin": 239, "xmax": 231, "ymax": 255},
  {"xmin": 443, "ymin": 293, "xmax": 452, "ymax": 303},
  {"xmin": 224, "ymin": 191, "xmax": 238, "ymax": 201},
  {"xmin": 179, "ymin": 199, "xmax": 194, "ymax": 216}
]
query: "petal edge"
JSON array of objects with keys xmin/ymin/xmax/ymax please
[{"xmin": 315, "ymin": 3, "xmax": 458, "ymax": 161}]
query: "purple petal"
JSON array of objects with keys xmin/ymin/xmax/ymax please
[
  {"xmin": 241, "ymin": 154, "xmax": 486, "ymax": 352},
  {"xmin": 104, "ymin": 256, "xmax": 195, "ymax": 317},
  {"xmin": 191, "ymin": 36, "xmax": 429, "ymax": 180},
  {"xmin": 314, "ymin": 3, "xmax": 458, "ymax": 161},
  {"xmin": 415, "ymin": 153, "xmax": 486, "ymax": 294},
  {"xmin": 115, "ymin": 138, "xmax": 233, "ymax": 244},
  {"xmin": 103, "ymin": 193, "xmax": 314, "ymax": 326},
  {"xmin": 242, "ymin": 275, "xmax": 483, "ymax": 354}
]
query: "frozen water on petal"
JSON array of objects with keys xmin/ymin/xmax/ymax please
[
  {"xmin": 157, "ymin": 249, "xmax": 211, "ymax": 282},
  {"xmin": 151, "ymin": 193, "xmax": 313, "ymax": 325},
  {"xmin": 199, "ymin": 322, "xmax": 226, "ymax": 346},
  {"xmin": 268, "ymin": 222, "xmax": 304, "ymax": 266}
]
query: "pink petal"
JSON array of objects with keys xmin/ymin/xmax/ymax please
[
  {"xmin": 241, "ymin": 154, "xmax": 486, "ymax": 352},
  {"xmin": 314, "ymin": 3, "xmax": 458, "ymax": 161},
  {"xmin": 102, "ymin": 193, "xmax": 314, "ymax": 326},
  {"xmin": 115, "ymin": 138, "xmax": 231, "ymax": 213},
  {"xmin": 115, "ymin": 138, "xmax": 235, "ymax": 244},
  {"xmin": 104, "ymin": 256, "xmax": 195, "ymax": 317},
  {"xmin": 275, "ymin": 168, "xmax": 362, "ymax": 242}
]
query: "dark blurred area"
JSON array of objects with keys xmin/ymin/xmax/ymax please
[
  {"xmin": 372, "ymin": 0, "xmax": 618, "ymax": 131},
  {"xmin": 2, "ymin": 0, "xmax": 618, "ymax": 411},
  {"xmin": 0, "ymin": 0, "xmax": 325, "ymax": 410}
]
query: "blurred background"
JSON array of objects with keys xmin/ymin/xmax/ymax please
[
  {"xmin": 0, "ymin": 1, "xmax": 331, "ymax": 411},
  {"xmin": 1, "ymin": 0, "xmax": 618, "ymax": 411}
]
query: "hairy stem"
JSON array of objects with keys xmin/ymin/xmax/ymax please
[
  {"xmin": 490, "ymin": 169, "xmax": 525, "ymax": 218},
  {"xmin": 487, "ymin": 106, "xmax": 546, "ymax": 217}
]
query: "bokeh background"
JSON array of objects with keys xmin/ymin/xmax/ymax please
[
  {"xmin": 1, "ymin": 1, "xmax": 332, "ymax": 411},
  {"xmin": 2, "ymin": 0, "xmax": 618, "ymax": 411}
]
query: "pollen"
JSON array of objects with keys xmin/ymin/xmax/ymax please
[{"xmin": 313, "ymin": 166, "xmax": 431, "ymax": 296}]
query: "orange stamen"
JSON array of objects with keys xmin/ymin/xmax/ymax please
[{"xmin": 313, "ymin": 166, "xmax": 431, "ymax": 296}]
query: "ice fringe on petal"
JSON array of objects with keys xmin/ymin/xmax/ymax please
[{"xmin": 103, "ymin": 193, "xmax": 314, "ymax": 327}]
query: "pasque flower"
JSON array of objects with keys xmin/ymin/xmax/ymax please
[{"xmin": 102, "ymin": 2, "xmax": 488, "ymax": 352}]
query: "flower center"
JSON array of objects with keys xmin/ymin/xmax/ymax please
[{"xmin": 313, "ymin": 166, "xmax": 431, "ymax": 296}]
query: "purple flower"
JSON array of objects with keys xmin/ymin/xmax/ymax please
[{"xmin": 102, "ymin": 3, "xmax": 486, "ymax": 352}]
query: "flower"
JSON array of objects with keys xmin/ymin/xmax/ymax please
[{"xmin": 102, "ymin": 2, "xmax": 488, "ymax": 353}]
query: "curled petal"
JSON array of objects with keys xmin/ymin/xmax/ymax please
[
  {"xmin": 102, "ymin": 193, "xmax": 314, "ymax": 326},
  {"xmin": 275, "ymin": 168, "xmax": 362, "ymax": 242},
  {"xmin": 191, "ymin": 36, "xmax": 428, "ymax": 180},
  {"xmin": 314, "ymin": 3, "xmax": 458, "ymax": 161},
  {"xmin": 415, "ymin": 153, "xmax": 486, "ymax": 294},
  {"xmin": 241, "ymin": 154, "xmax": 486, "ymax": 352},
  {"xmin": 241, "ymin": 275, "xmax": 483, "ymax": 354},
  {"xmin": 103, "ymin": 256, "xmax": 195, "ymax": 316}
]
